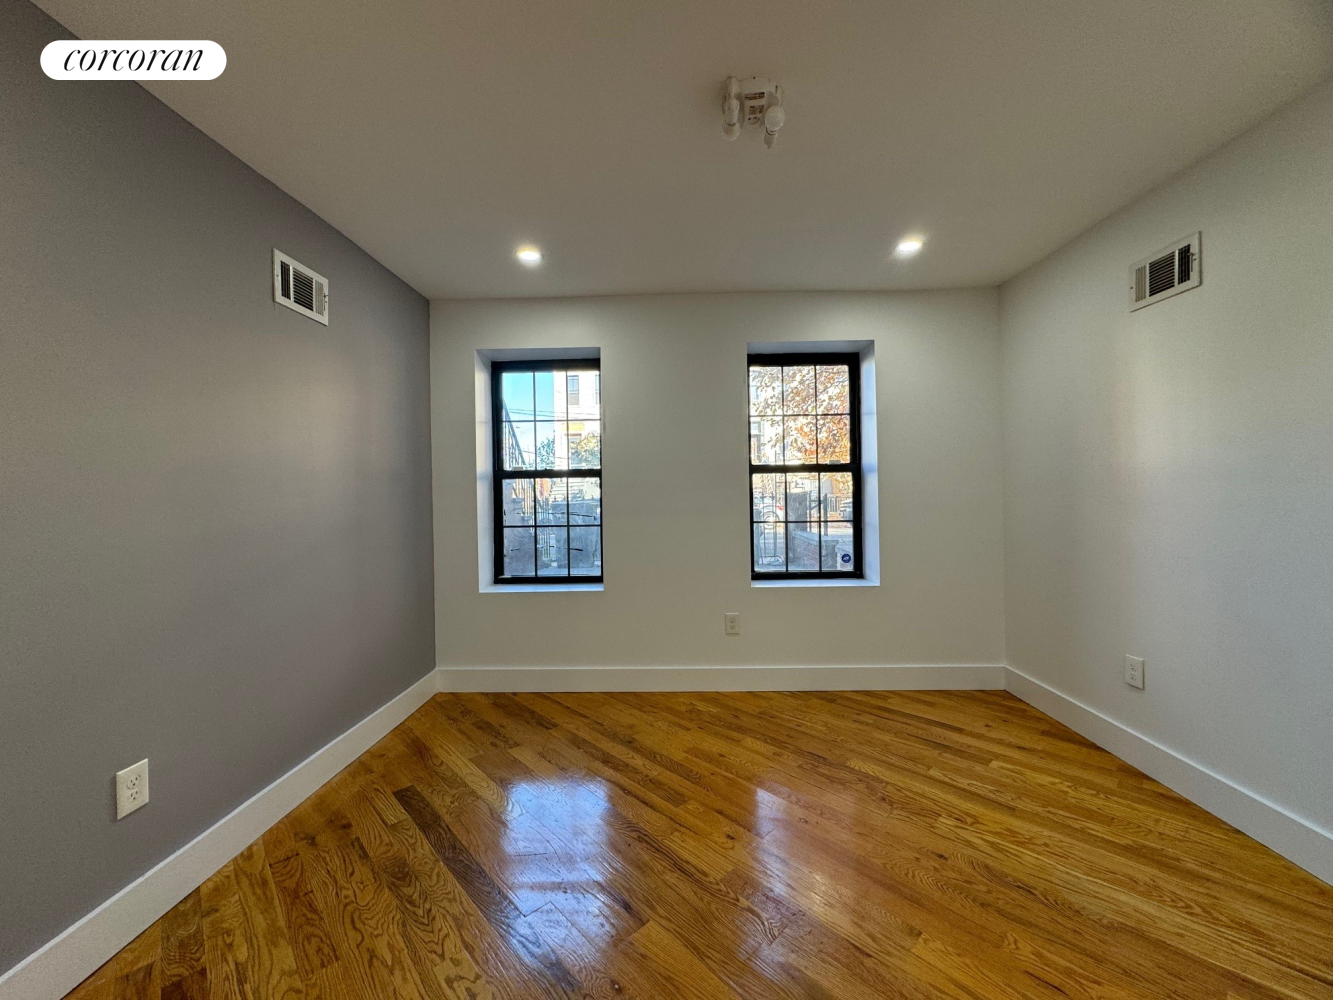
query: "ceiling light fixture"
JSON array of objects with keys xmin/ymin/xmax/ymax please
[
  {"xmin": 721, "ymin": 76, "xmax": 785, "ymax": 148},
  {"xmin": 895, "ymin": 237, "xmax": 924, "ymax": 257},
  {"xmin": 515, "ymin": 246, "xmax": 543, "ymax": 266}
]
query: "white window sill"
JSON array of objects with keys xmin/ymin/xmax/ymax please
[
  {"xmin": 751, "ymin": 577, "xmax": 879, "ymax": 589},
  {"xmin": 480, "ymin": 582, "xmax": 604, "ymax": 594}
]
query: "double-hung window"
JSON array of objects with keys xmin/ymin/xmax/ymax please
[
  {"xmin": 749, "ymin": 353, "xmax": 862, "ymax": 578},
  {"xmin": 492, "ymin": 360, "xmax": 602, "ymax": 583}
]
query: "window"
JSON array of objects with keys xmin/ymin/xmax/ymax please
[
  {"xmin": 493, "ymin": 360, "xmax": 602, "ymax": 583},
  {"xmin": 748, "ymin": 353, "xmax": 861, "ymax": 578}
]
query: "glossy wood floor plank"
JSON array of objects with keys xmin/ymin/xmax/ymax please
[{"xmin": 64, "ymin": 692, "xmax": 1333, "ymax": 999}]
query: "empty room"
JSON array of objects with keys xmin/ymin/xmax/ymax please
[{"xmin": 3, "ymin": 0, "xmax": 1331, "ymax": 997}]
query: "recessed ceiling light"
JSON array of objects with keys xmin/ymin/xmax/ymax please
[
  {"xmin": 895, "ymin": 237, "xmax": 924, "ymax": 257},
  {"xmin": 515, "ymin": 245, "xmax": 543, "ymax": 266}
]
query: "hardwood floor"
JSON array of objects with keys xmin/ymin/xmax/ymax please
[{"xmin": 64, "ymin": 691, "xmax": 1333, "ymax": 999}]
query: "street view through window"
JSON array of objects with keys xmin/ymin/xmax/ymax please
[
  {"xmin": 493, "ymin": 362, "xmax": 602, "ymax": 582},
  {"xmin": 749, "ymin": 355, "xmax": 861, "ymax": 577}
]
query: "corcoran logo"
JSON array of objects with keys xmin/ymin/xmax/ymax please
[{"xmin": 41, "ymin": 40, "xmax": 226, "ymax": 80}]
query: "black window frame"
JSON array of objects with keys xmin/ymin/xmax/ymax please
[
  {"xmin": 747, "ymin": 351, "xmax": 864, "ymax": 581},
  {"xmin": 491, "ymin": 358, "xmax": 603, "ymax": 585}
]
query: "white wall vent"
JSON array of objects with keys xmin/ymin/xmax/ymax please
[
  {"xmin": 273, "ymin": 249, "xmax": 329, "ymax": 325},
  {"xmin": 1129, "ymin": 232, "xmax": 1200, "ymax": 311}
]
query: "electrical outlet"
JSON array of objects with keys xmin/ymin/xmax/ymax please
[
  {"xmin": 116, "ymin": 759, "xmax": 149, "ymax": 819},
  {"xmin": 723, "ymin": 612, "xmax": 740, "ymax": 636},
  {"xmin": 1124, "ymin": 655, "xmax": 1145, "ymax": 690}
]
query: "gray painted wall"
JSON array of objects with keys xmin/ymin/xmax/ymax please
[{"xmin": 0, "ymin": 0, "xmax": 434, "ymax": 973}]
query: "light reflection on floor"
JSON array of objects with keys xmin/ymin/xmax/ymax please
[
  {"xmin": 499, "ymin": 776, "xmax": 612, "ymax": 935},
  {"xmin": 480, "ymin": 732, "xmax": 898, "ymax": 976}
]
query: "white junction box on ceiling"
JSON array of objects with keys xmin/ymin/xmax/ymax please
[
  {"xmin": 721, "ymin": 76, "xmax": 785, "ymax": 148},
  {"xmin": 273, "ymin": 248, "xmax": 329, "ymax": 325}
]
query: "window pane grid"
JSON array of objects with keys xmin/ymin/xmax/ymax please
[
  {"xmin": 494, "ymin": 361, "xmax": 602, "ymax": 584},
  {"xmin": 749, "ymin": 355, "xmax": 861, "ymax": 578},
  {"xmin": 750, "ymin": 362, "xmax": 853, "ymax": 467}
]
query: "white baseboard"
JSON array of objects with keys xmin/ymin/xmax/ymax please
[
  {"xmin": 0, "ymin": 671, "xmax": 438, "ymax": 1000},
  {"xmin": 1004, "ymin": 666, "xmax": 1333, "ymax": 886},
  {"xmin": 435, "ymin": 663, "xmax": 1006, "ymax": 693}
]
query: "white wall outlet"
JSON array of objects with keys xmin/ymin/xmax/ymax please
[
  {"xmin": 1124, "ymin": 655, "xmax": 1145, "ymax": 690},
  {"xmin": 116, "ymin": 759, "xmax": 149, "ymax": 819},
  {"xmin": 723, "ymin": 612, "xmax": 740, "ymax": 636}
]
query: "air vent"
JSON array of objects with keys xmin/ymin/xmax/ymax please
[
  {"xmin": 1130, "ymin": 232, "xmax": 1200, "ymax": 311},
  {"xmin": 272, "ymin": 249, "xmax": 329, "ymax": 325}
]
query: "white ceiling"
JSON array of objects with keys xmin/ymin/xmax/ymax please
[{"xmin": 35, "ymin": 0, "xmax": 1333, "ymax": 299}]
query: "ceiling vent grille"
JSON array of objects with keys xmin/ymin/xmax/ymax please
[
  {"xmin": 1130, "ymin": 232, "xmax": 1200, "ymax": 311},
  {"xmin": 273, "ymin": 249, "xmax": 329, "ymax": 325}
]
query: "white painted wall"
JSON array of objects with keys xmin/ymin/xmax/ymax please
[
  {"xmin": 431, "ymin": 291, "xmax": 1006, "ymax": 669},
  {"xmin": 1000, "ymin": 80, "xmax": 1333, "ymax": 835}
]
